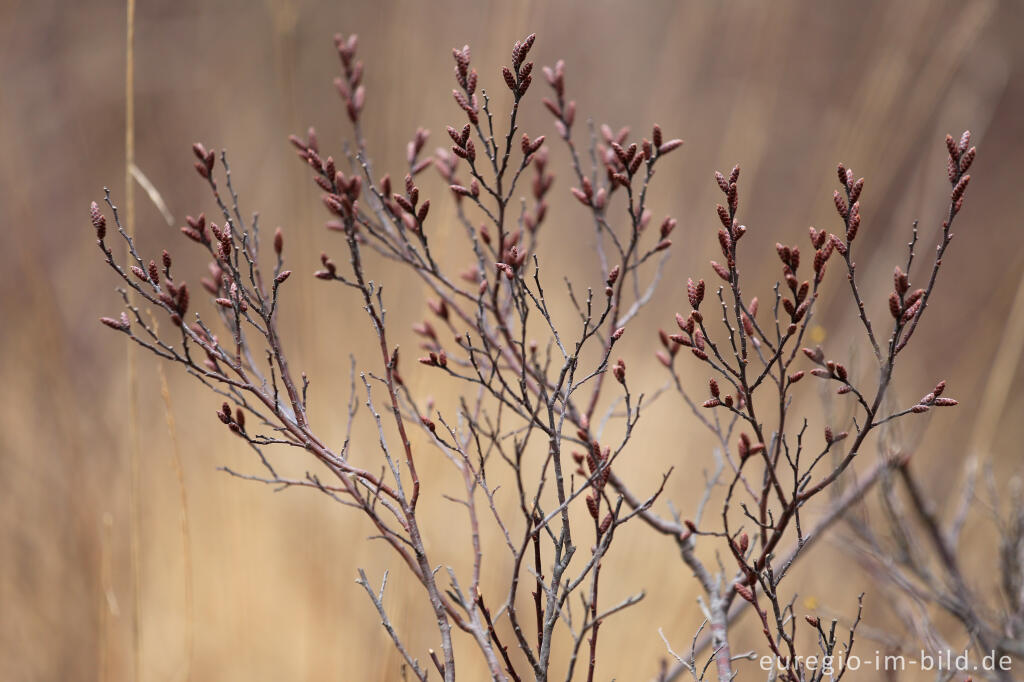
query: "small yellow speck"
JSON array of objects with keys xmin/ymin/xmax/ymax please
[
  {"xmin": 809, "ymin": 325, "xmax": 826, "ymax": 344},
  {"xmin": 804, "ymin": 596, "xmax": 819, "ymax": 610}
]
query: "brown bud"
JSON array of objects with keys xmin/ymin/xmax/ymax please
[
  {"xmin": 734, "ymin": 584, "xmax": 754, "ymax": 603},
  {"xmin": 846, "ymin": 210, "xmax": 861, "ymax": 241},
  {"xmin": 687, "ymin": 278, "xmax": 705, "ymax": 310},
  {"xmin": 960, "ymin": 147, "xmax": 976, "ymax": 173},
  {"xmin": 738, "ymin": 436, "xmax": 750, "ymax": 460},
  {"xmin": 660, "ymin": 217, "xmax": 677, "ymax": 239},
  {"xmin": 714, "ymin": 171, "xmax": 729, "ymax": 193},
  {"xmin": 717, "ymin": 204, "xmax": 731, "ymax": 230},
  {"xmin": 658, "ymin": 139, "xmax": 683, "ymax": 155},
  {"xmin": 100, "ymin": 315, "xmax": 130, "ymax": 331},
  {"xmin": 889, "ymin": 292, "xmax": 902, "ymax": 319},
  {"xmin": 802, "ymin": 346, "xmax": 824, "ymax": 363},
  {"xmin": 901, "ymin": 299, "xmax": 922, "ymax": 324},
  {"xmin": 850, "ymin": 177, "xmax": 864, "ymax": 202},
  {"xmin": 606, "ymin": 265, "xmax": 620, "ymax": 287},
  {"xmin": 710, "ymin": 260, "xmax": 731, "ymax": 282},
  {"xmin": 718, "ymin": 229, "xmax": 732, "ymax": 258},
  {"xmin": 571, "ymin": 187, "xmax": 590, "ymax": 206},
  {"xmin": 89, "ymin": 202, "xmax": 107, "ymax": 239},
  {"xmin": 952, "ymin": 174, "xmax": 971, "ymax": 203},
  {"xmin": 833, "ymin": 190, "xmax": 847, "ymax": 219},
  {"xmin": 958, "ymin": 130, "xmax": 972, "ymax": 154},
  {"xmin": 427, "ymin": 299, "xmax": 449, "ymax": 320}
]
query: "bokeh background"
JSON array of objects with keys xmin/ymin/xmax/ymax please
[{"xmin": 3, "ymin": 0, "xmax": 1024, "ymax": 680}]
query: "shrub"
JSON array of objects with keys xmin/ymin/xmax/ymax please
[{"xmin": 92, "ymin": 32, "xmax": 991, "ymax": 681}]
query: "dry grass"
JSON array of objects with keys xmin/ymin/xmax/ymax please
[{"xmin": 2, "ymin": 1, "xmax": 1024, "ymax": 680}]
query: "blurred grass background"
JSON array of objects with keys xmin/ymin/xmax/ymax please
[{"xmin": 2, "ymin": 0, "xmax": 1024, "ymax": 680}]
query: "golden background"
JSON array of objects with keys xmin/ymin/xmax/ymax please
[{"xmin": 2, "ymin": 0, "xmax": 1023, "ymax": 680}]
